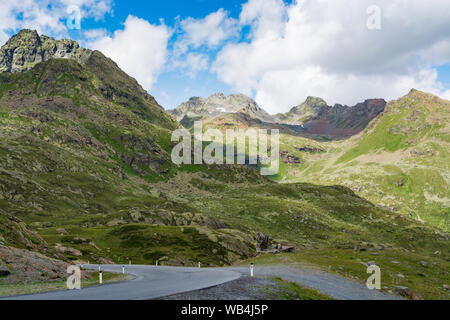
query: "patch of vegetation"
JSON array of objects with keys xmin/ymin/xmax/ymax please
[
  {"xmin": 262, "ymin": 277, "xmax": 333, "ymax": 300},
  {"xmin": 239, "ymin": 248, "xmax": 450, "ymax": 300},
  {"xmin": 0, "ymin": 270, "xmax": 126, "ymax": 297}
]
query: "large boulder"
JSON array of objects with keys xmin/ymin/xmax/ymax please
[
  {"xmin": 394, "ymin": 286, "xmax": 423, "ymax": 300},
  {"xmin": 256, "ymin": 233, "xmax": 295, "ymax": 254}
]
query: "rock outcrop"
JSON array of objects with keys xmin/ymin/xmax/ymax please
[
  {"xmin": 275, "ymin": 96, "xmax": 386, "ymax": 138},
  {"xmin": 170, "ymin": 93, "xmax": 275, "ymax": 123},
  {"xmin": 0, "ymin": 29, "xmax": 91, "ymax": 73},
  {"xmin": 275, "ymin": 96, "xmax": 329, "ymax": 124},
  {"xmin": 256, "ymin": 233, "xmax": 295, "ymax": 254},
  {"xmin": 301, "ymin": 98, "xmax": 387, "ymax": 138}
]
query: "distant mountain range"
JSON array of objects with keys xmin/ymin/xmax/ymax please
[
  {"xmin": 172, "ymin": 90, "xmax": 449, "ymax": 231},
  {"xmin": 170, "ymin": 93, "xmax": 386, "ymax": 139}
]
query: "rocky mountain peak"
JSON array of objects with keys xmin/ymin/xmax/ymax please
[
  {"xmin": 288, "ymin": 96, "xmax": 328, "ymax": 115},
  {"xmin": 405, "ymin": 88, "xmax": 437, "ymax": 101},
  {"xmin": 304, "ymin": 96, "xmax": 327, "ymax": 107},
  {"xmin": 0, "ymin": 29, "xmax": 92, "ymax": 73},
  {"xmin": 169, "ymin": 93, "xmax": 269, "ymax": 122},
  {"xmin": 277, "ymin": 96, "xmax": 328, "ymax": 125},
  {"xmin": 209, "ymin": 93, "xmax": 226, "ymax": 99},
  {"xmin": 238, "ymin": 102, "xmax": 276, "ymax": 123}
]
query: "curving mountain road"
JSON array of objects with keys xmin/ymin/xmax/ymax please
[
  {"xmin": 2, "ymin": 264, "xmax": 401, "ymax": 300},
  {"xmin": 1, "ymin": 264, "xmax": 241, "ymax": 300}
]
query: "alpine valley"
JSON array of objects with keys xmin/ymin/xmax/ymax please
[{"xmin": 0, "ymin": 30, "xmax": 448, "ymax": 299}]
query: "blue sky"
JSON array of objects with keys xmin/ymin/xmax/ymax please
[
  {"xmin": 1, "ymin": 0, "xmax": 450, "ymax": 113},
  {"xmin": 67, "ymin": 0, "xmax": 249, "ymax": 109}
]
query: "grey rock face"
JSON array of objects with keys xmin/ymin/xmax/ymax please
[
  {"xmin": 290, "ymin": 96, "xmax": 328, "ymax": 117},
  {"xmin": 170, "ymin": 93, "xmax": 275, "ymax": 122},
  {"xmin": 274, "ymin": 96, "xmax": 328, "ymax": 124},
  {"xmin": 0, "ymin": 29, "xmax": 91, "ymax": 73},
  {"xmin": 239, "ymin": 103, "xmax": 275, "ymax": 123}
]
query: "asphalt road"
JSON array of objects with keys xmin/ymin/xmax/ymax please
[
  {"xmin": 1, "ymin": 264, "xmax": 241, "ymax": 300},
  {"xmin": 2, "ymin": 264, "xmax": 401, "ymax": 300}
]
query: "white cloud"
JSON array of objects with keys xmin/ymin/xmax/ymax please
[
  {"xmin": 213, "ymin": 0, "xmax": 450, "ymax": 113},
  {"xmin": 82, "ymin": 28, "xmax": 108, "ymax": 42},
  {"xmin": 0, "ymin": 1, "xmax": 169, "ymax": 94},
  {"xmin": 60, "ymin": 0, "xmax": 113, "ymax": 21},
  {"xmin": 88, "ymin": 15, "xmax": 172, "ymax": 91},
  {"xmin": 175, "ymin": 8, "xmax": 239, "ymax": 55},
  {"xmin": 240, "ymin": 0, "xmax": 286, "ymax": 40},
  {"xmin": 172, "ymin": 52, "xmax": 209, "ymax": 79},
  {"xmin": 0, "ymin": 0, "xmax": 113, "ymax": 45},
  {"xmin": 441, "ymin": 90, "xmax": 450, "ymax": 101}
]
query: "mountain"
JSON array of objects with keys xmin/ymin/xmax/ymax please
[
  {"xmin": 0, "ymin": 31, "xmax": 448, "ymax": 299},
  {"xmin": 0, "ymin": 30, "xmax": 265, "ymax": 271},
  {"xmin": 170, "ymin": 93, "xmax": 276, "ymax": 123},
  {"xmin": 0, "ymin": 29, "xmax": 91, "ymax": 73},
  {"xmin": 300, "ymin": 99, "xmax": 386, "ymax": 138},
  {"xmin": 175, "ymin": 93, "xmax": 386, "ymax": 140},
  {"xmin": 280, "ymin": 89, "xmax": 450, "ymax": 231},
  {"xmin": 275, "ymin": 96, "xmax": 329, "ymax": 124},
  {"xmin": 183, "ymin": 90, "xmax": 448, "ymax": 231},
  {"xmin": 274, "ymin": 97, "xmax": 387, "ymax": 139}
]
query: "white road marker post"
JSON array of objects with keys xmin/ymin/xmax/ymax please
[
  {"xmin": 129, "ymin": 260, "xmax": 131, "ymax": 265},
  {"xmin": 156, "ymin": 260, "xmax": 158, "ymax": 266},
  {"xmin": 198, "ymin": 262, "xmax": 201, "ymax": 268},
  {"xmin": 250, "ymin": 263, "xmax": 254, "ymax": 277},
  {"xmin": 99, "ymin": 270, "xmax": 103, "ymax": 285}
]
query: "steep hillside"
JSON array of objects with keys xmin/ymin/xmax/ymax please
[
  {"xmin": 302, "ymin": 99, "xmax": 386, "ymax": 138},
  {"xmin": 0, "ymin": 31, "xmax": 263, "ymax": 268},
  {"xmin": 283, "ymin": 90, "xmax": 449, "ymax": 231},
  {"xmin": 173, "ymin": 90, "xmax": 448, "ymax": 232}
]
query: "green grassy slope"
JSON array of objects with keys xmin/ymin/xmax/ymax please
[
  {"xmin": 279, "ymin": 90, "xmax": 450, "ymax": 231},
  {"xmin": 0, "ymin": 52, "xmax": 448, "ymax": 299}
]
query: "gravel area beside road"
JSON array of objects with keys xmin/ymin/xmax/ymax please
[
  {"xmin": 159, "ymin": 276, "xmax": 277, "ymax": 300},
  {"xmin": 223, "ymin": 265, "xmax": 403, "ymax": 300}
]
